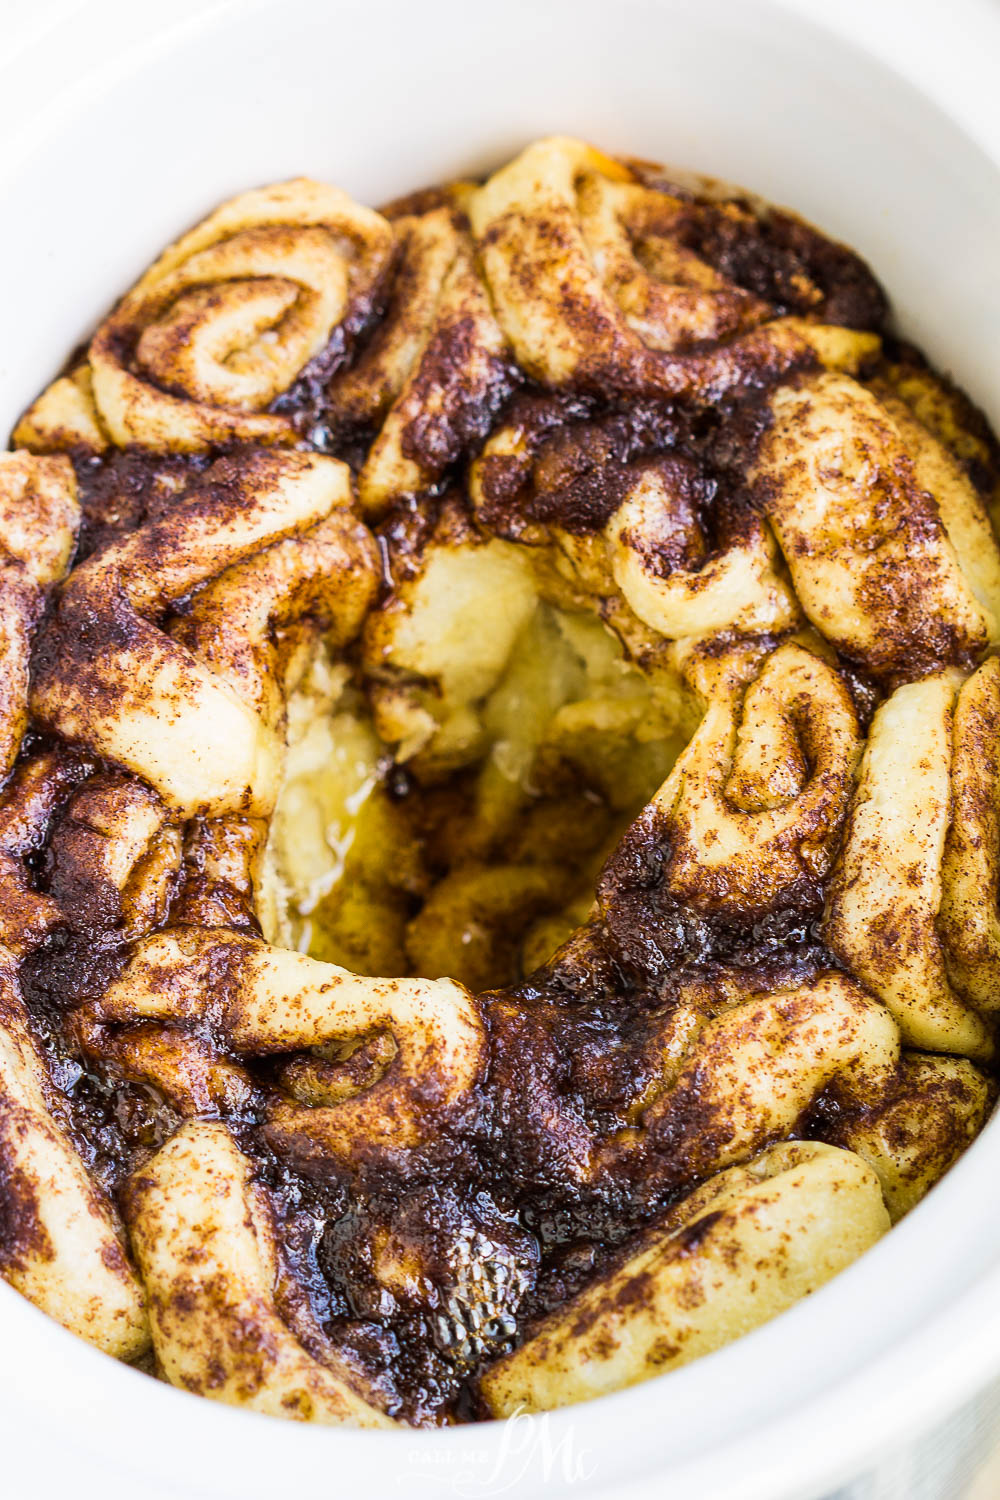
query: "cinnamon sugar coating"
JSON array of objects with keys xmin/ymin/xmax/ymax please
[{"xmin": 2, "ymin": 137, "xmax": 999, "ymax": 1426}]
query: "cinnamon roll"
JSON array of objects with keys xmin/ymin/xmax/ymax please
[
  {"xmin": 331, "ymin": 192, "xmax": 513, "ymax": 518},
  {"xmin": 2, "ymin": 136, "xmax": 998, "ymax": 1428},
  {"xmin": 481, "ymin": 1142, "xmax": 889, "ymax": 1415},
  {"xmin": 94, "ymin": 182, "xmax": 390, "ymax": 451},
  {"xmin": 752, "ymin": 372, "xmax": 1000, "ymax": 682},
  {"xmin": 30, "ymin": 449, "xmax": 378, "ymax": 816},
  {"xmin": 824, "ymin": 670, "xmax": 995, "ymax": 1058},
  {"xmin": 123, "ymin": 1122, "xmax": 392, "ymax": 1425},
  {"xmin": 469, "ymin": 137, "xmax": 880, "ymax": 400},
  {"xmin": 0, "ymin": 955, "xmax": 148, "ymax": 1359}
]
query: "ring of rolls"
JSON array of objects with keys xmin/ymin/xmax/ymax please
[{"xmin": 1, "ymin": 136, "xmax": 999, "ymax": 1428}]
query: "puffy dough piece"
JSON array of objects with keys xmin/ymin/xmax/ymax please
[
  {"xmin": 828, "ymin": 1054, "xmax": 992, "ymax": 1221},
  {"xmin": 824, "ymin": 672, "xmax": 993, "ymax": 1059},
  {"xmin": 123, "ymin": 1121, "xmax": 393, "ymax": 1425},
  {"xmin": 754, "ymin": 372, "xmax": 1000, "ymax": 681},
  {"xmin": 469, "ymin": 136, "xmax": 878, "ymax": 399},
  {"xmin": 164, "ymin": 502, "xmax": 378, "ymax": 935},
  {"xmin": 172, "ymin": 507, "xmax": 379, "ymax": 734},
  {"xmin": 0, "ymin": 958, "xmax": 148, "ymax": 1359},
  {"xmin": 12, "ymin": 365, "xmax": 109, "ymax": 453},
  {"xmin": 0, "ymin": 452, "xmax": 80, "ymax": 780},
  {"xmin": 610, "ymin": 643, "xmax": 860, "ymax": 922},
  {"xmin": 31, "ymin": 450, "xmax": 363, "ymax": 818},
  {"xmin": 470, "ymin": 408, "xmax": 799, "ymax": 641},
  {"xmin": 876, "ymin": 386, "xmax": 1000, "ymax": 630},
  {"xmin": 573, "ymin": 167, "xmax": 770, "ymax": 351},
  {"xmin": 631, "ymin": 973, "xmax": 899, "ymax": 1186},
  {"xmin": 606, "ymin": 462, "xmax": 798, "ymax": 641},
  {"xmin": 86, "ymin": 179, "xmax": 392, "ymax": 451},
  {"xmin": 45, "ymin": 773, "xmax": 181, "ymax": 940},
  {"xmin": 331, "ymin": 202, "xmax": 471, "ymax": 426},
  {"xmin": 940, "ymin": 656, "xmax": 1000, "ymax": 1010},
  {"xmin": 481, "ymin": 1141, "xmax": 889, "ymax": 1414},
  {"xmin": 490, "ymin": 970, "xmax": 899, "ymax": 1192},
  {"xmin": 352, "ymin": 220, "xmax": 512, "ymax": 517},
  {"xmin": 91, "ymin": 929, "xmax": 485, "ymax": 1168},
  {"xmin": 875, "ymin": 362, "xmax": 1000, "ymax": 514}
]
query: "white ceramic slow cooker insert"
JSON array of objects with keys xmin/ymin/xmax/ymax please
[{"xmin": 1, "ymin": 2, "xmax": 1000, "ymax": 1497}]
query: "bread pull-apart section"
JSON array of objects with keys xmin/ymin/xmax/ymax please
[
  {"xmin": 0, "ymin": 452, "xmax": 80, "ymax": 779},
  {"xmin": 0, "ymin": 956, "xmax": 148, "ymax": 1358},
  {"xmin": 939, "ymin": 656, "xmax": 1000, "ymax": 1011},
  {"xmin": 489, "ymin": 969, "xmax": 899, "ymax": 1192},
  {"xmin": 603, "ymin": 461, "xmax": 797, "ymax": 641},
  {"xmin": 45, "ymin": 773, "xmax": 181, "ymax": 940},
  {"xmin": 822, "ymin": 1054, "xmax": 992, "ymax": 1221},
  {"xmin": 824, "ymin": 670, "xmax": 995, "ymax": 1060},
  {"xmin": 123, "ymin": 1121, "xmax": 393, "ymax": 1425},
  {"xmin": 90, "ymin": 930, "xmax": 484, "ymax": 1169},
  {"xmin": 17, "ymin": 181, "xmax": 393, "ymax": 454},
  {"xmin": 601, "ymin": 642, "xmax": 860, "ymax": 928},
  {"xmin": 638, "ymin": 976, "xmax": 897, "ymax": 1167},
  {"xmin": 328, "ymin": 195, "xmax": 511, "ymax": 518},
  {"xmin": 171, "ymin": 505, "xmax": 377, "ymax": 737},
  {"xmin": 480, "ymin": 1142, "xmax": 889, "ymax": 1415},
  {"xmin": 469, "ymin": 137, "xmax": 880, "ymax": 400},
  {"xmin": 0, "ymin": 752, "xmax": 89, "ymax": 955},
  {"xmin": 469, "ymin": 418, "xmax": 800, "ymax": 664},
  {"xmin": 362, "ymin": 506, "xmax": 540, "ymax": 771},
  {"xmin": 615, "ymin": 975, "xmax": 900, "ymax": 1193},
  {"xmin": 874, "ymin": 362, "xmax": 1000, "ymax": 522},
  {"xmin": 31, "ymin": 450, "xmax": 377, "ymax": 817},
  {"xmin": 173, "ymin": 815, "xmax": 267, "ymax": 932},
  {"xmin": 330, "ymin": 200, "xmax": 471, "ymax": 429},
  {"xmin": 753, "ymin": 373, "xmax": 1000, "ymax": 682}
]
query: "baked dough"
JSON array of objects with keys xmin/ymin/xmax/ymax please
[{"xmin": 2, "ymin": 136, "xmax": 998, "ymax": 1426}]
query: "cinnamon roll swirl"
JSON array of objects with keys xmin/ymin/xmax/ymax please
[
  {"xmin": 331, "ymin": 193, "xmax": 513, "ymax": 518},
  {"xmin": 600, "ymin": 641, "xmax": 860, "ymax": 931},
  {"xmin": 30, "ymin": 449, "xmax": 378, "ymax": 816},
  {"xmin": 2, "ymin": 135, "xmax": 999, "ymax": 1429},
  {"xmin": 469, "ymin": 137, "xmax": 880, "ymax": 400},
  {"xmin": 752, "ymin": 372, "xmax": 1000, "ymax": 682}
]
